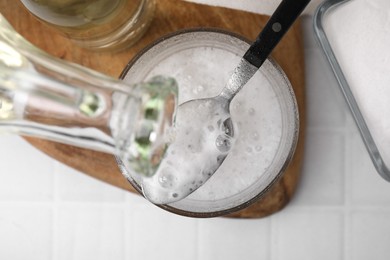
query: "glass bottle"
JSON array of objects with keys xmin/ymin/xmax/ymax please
[{"xmin": 0, "ymin": 14, "xmax": 177, "ymax": 176}]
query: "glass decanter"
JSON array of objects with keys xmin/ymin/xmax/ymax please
[{"xmin": 0, "ymin": 14, "xmax": 178, "ymax": 177}]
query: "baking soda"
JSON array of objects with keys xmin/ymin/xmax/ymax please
[{"xmin": 325, "ymin": 0, "xmax": 390, "ymax": 166}]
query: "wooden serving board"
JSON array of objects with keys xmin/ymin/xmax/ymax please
[{"xmin": 1, "ymin": 0, "xmax": 305, "ymax": 218}]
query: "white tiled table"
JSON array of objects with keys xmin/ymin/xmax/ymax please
[{"xmin": 1, "ymin": 1, "xmax": 390, "ymax": 260}]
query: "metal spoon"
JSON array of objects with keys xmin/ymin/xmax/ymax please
[{"xmin": 141, "ymin": 0, "xmax": 311, "ymax": 204}]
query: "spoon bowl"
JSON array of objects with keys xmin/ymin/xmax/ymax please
[{"xmin": 140, "ymin": 94, "xmax": 235, "ymax": 204}]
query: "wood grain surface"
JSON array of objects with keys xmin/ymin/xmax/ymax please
[{"xmin": 0, "ymin": 0, "xmax": 305, "ymax": 218}]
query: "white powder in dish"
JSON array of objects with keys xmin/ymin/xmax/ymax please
[{"xmin": 324, "ymin": 0, "xmax": 390, "ymax": 165}]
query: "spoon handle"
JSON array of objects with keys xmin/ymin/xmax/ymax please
[{"xmin": 243, "ymin": 0, "xmax": 311, "ymax": 68}]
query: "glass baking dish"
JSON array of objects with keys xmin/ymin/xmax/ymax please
[{"xmin": 314, "ymin": 0, "xmax": 390, "ymax": 181}]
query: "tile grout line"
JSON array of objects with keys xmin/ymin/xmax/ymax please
[
  {"xmin": 123, "ymin": 195, "xmax": 128, "ymax": 260},
  {"xmin": 195, "ymin": 219, "xmax": 200, "ymax": 260},
  {"xmin": 343, "ymin": 110, "xmax": 352, "ymax": 260},
  {"xmin": 124, "ymin": 194, "xmax": 135, "ymax": 260},
  {"xmin": 122, "ymin": 185, "xmax": 130, "ymax": 260},
  {"xmin": 122, "ymin": 206, "xmax": 128, "ymax": 260},
  {"xmin": 51, "ymin": 161, "xmax": 60, "ymax": 260},
  {"xmin": 269, "ymin": 215, "xmax": 277, "ymax": 260},
  {"xmin": 1, "ymin": 200, "xmax": 389, "ymax": 211}
]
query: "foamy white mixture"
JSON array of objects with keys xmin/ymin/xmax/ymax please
[
  {"xmin": 142, "ymin": 96, "xmax": 234, "ymax": 204},
  {"xmin": 140, "ymin": 46, "xmax": 282, "ymax": 203},
  {"xmin": 325, "ymin": 0, "xmax": 390, "ymax": 165}
]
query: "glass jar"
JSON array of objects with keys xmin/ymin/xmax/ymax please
[
  {"xmin": 120, "ymin": 29, "xmax": 299, "ymax": 217},
  {"xmin": 19, "ymin": 0, "xmax": 155, "ymax": 51}
]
